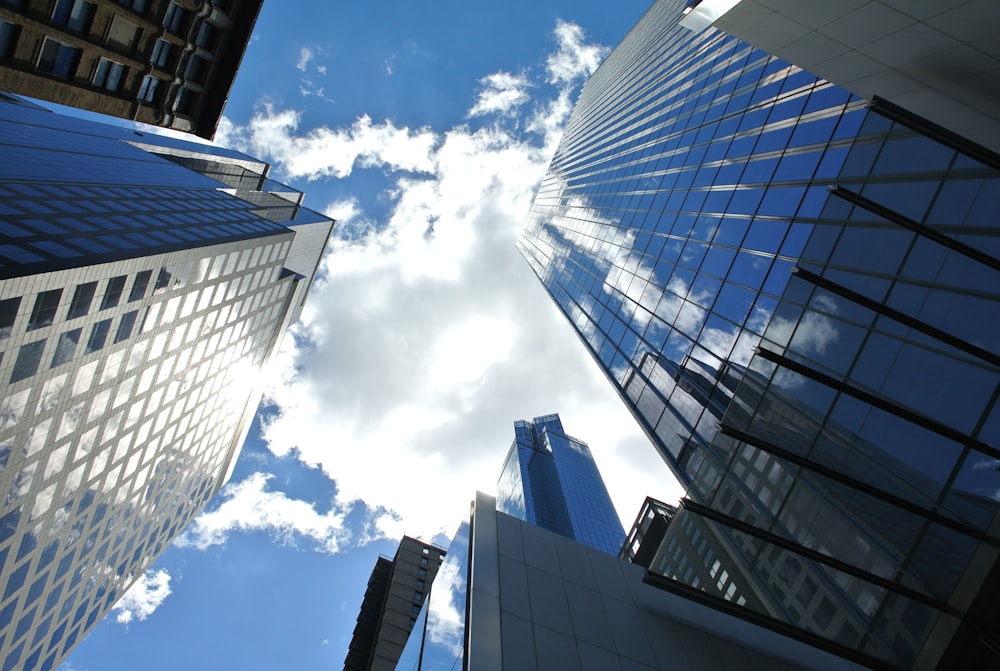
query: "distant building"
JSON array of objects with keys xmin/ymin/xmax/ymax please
[
  {"xmin": 518, "ymin": 0, "xmax": 1000, "ymax": 667},
  {"xmin": 344, "ymin": 536, "xmax": 446, "ymax": 671},
  {"xmin": 0, "ymin": 0, "xmax": 262, "ymax": 138},
  {"xmin": 496, "ymin": 414, "xmax": 625, "ymax": 555},
  {"xmin": 396, "ymin": 492, "xmax": 867, "ymax": 671},
  {"xmin": 0, "ymin": 92, "xmax": 332, "ymax": 670}
]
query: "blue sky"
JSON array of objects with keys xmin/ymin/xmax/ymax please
[{"xmin": 60, "ymin": 1, "xmax": 684, "ymax": 669}]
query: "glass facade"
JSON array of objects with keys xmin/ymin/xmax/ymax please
[
  {"xmin": 518, "ymin": 1, "xmax": 1000, "ymax": 668},
  {"xmin": 496, "ymin": 414, "xmax": 625, "ymax": 555},
  {"xmin": 0, "ymin": 93, "xmax": 332, "ymax": 670}
]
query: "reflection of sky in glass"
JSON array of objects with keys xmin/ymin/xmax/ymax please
[{"xmin": 396, "ymin": 521, "xmax": 469, "ymax": 671}]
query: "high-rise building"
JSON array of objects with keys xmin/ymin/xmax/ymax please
[
  {"xmin": 344, "ymin": 536, "xmax": 446, "ymax": 671},
  {"xmin": 496, "ymin": 414, "xmax": 625, "ymax": 555},
  {"xmin": 0, "ymin": 0, "xmax": 262, "ymax": 139},
  {"xmin": 0, "ymin": 92, "xmax": 332, "ymax": 671},
  {"xmin": 396, "ymin": 492, "xmax": 865, "ymax": 671},
  {"xmin": 518, "ymin": 0, "xmax": 1000, "ymax": 668}
]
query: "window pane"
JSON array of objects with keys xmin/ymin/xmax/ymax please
[
  {"xmin": 67, "ymin": 282, "xmax": 97, "ymax": 319},
  {"xmin": 28, "ymin": 289, "xmax": 62, "ymax": 331},
  {"xmin": 100, "ymin": 276, "xmax": 126, "ymax": 310}
]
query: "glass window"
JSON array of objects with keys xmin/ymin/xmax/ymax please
[
  {"xmin": 163, "ymin": 2, "xmax": 188, "ymax": 33},
  {"xmin": 51, "ymin": 0, "xmax": 95, "ymax": 33},
  {"xmin": 67, "ymin": 282, "xmax": 97, "ymax": 319},
  {"xmin": 92, "ymin": 58, "xmax": 126, "ymax": 92},
  {"xmin": 114, "ymin": 310, "xmax": 138, "ymax": 343},
  {"xmin": 129, "ymin": 270, "xmax": 151, "ymax": 302},
  {"xmin": 184, "ymin": 55, "xmax": 208, "ymax": 84},
  {"xmin": 414, "ymin": 591, "xmax": 424, "ymax": 601},
  {"xmin": 36, "ymin": 37, "xmax": 81, "ymax": 78},
  {"xmin": 117, "ymin": 0, "xmax": 147, "ymax": 12},
  {"xmin": 150, "ymin": 38, "xmax": 173, "ymax": 69},
  {"xmin": 137, "ymin": 75, "xmax": 161, "ymax": 103},
  {"xmin": 0, "ymin": 296, "xmax": 20, "ymax": 338},
  {"xmin": 51, "ymin": 328, "xmax": 82, "ymax": 367},
  {"xmin": 0, "ymin": 20, "xmax": 19, "ymax": 60},
  {"xmin": 100, "ymin": 276, "xmax": 126, "ymax": 310},
  {"xmin": 195, "ymin": 22, "xmax": 217, "ymax": 49},
  {"xmin": 106, "ymin": 14, "xmax": 140, "ymax": 51},
  {"xmin": 85, "ymin": 319, "xmax": 112, "ymax": 353},
  {"xmin": 28, "ymin": 289, "xmax": 62, "ymax": 331},
  {"xmin": 11, "ymin": 340, "xmax": 45, "ymax": 383}
]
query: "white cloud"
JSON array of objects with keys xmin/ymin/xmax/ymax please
[
  {"xmin": 113, "ymin": 570, "xmax": 172, "ymax": 625},
  {"xmin": 210, "ymin": 20, "xmax": 682, "ymax": 547},
  {"xmin": 176, "ymin": 472, "xmax": 356, "ymax": 553},
  {"xmin": 546, "ymin": 20, "xmax": 609, "ymax": 86},
  {"xmin": 297, "ymin": 47, "xmax": 315, "ymax": 72},
  {"xmin": 468, "ymin": 71, "xmax": 531, "ymax": 117},
  {"xmin": 222, "ymin": 107, "xmax": 436, "ymax": 181}
]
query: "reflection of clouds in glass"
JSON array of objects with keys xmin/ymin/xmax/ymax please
[
  {"xmin": 767, "ymin": 310, "xmax": 839, "ymax": 358},
  {"xmin": 973, "ymin": 457, "xmax": 1000, "ymax": 470},
  {"xmin": 422, "ymin": 521, "xmax": 470, "ymax": 665}
]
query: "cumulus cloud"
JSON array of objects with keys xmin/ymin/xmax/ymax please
[
  {"xmin": 546, "ymin": 20, "xmax": 610, "ymax": 85},
  {"xmin": 113, "ymin": 570, "xmax": 172, "ymax": 625},
  {"xmin": 468, "ymin": 71, "xmax": 531, "ymax": 117},
  {"xmin": 176, "ymin": 473, "xmax": 357, "ymax": 553},
  {"xmin": 297, "ymin": 47, "xmax": 315, "ymax": 72},
  {"xmin": 210, "ymin": 20, "xmax": 682, "ymax": 546},
  {"xmin": 222, "ymin": 107, "xmax": 436, "ymax": 181}
]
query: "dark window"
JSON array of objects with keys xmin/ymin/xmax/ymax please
[
  {"xmin": 0, "ymin": 296, "xmax": 20, "ymax": 338},
  {"xmin": 418, "ymin": 568, "xmax": 427, "ymax": 577},
  {"xmin": 413, "ymin": 591, "xmax": 423, "ymax": 601},
  {"xmin": 93, "ymin": 58, "xmax": 126, "ymax": 92},
  {"xmin": 411, "ymin": 604, "xmax": 421, "ymax": 615},
  {"xmin": 37, "ymin": 38, "xmax": 81, "ymax": 78},
  {"xmin": 106, "ymin": 15, "xmax": 140, "ymax": 52},
  {"xmin": 175, "ymin": 87, "xmax": 199, "ymax": 115},
  {"xmin": 51, "ymin": 0, "xmax": 95, "ymax": 33},
  {"xmin": 85, "ymin": 319, "xmax": 111, "ymax": 353},
  {"xmin": 100, "ymin": 276, "xmax": 126, "ymax": 310},
  {"xmin": 51, "ymin": 328, "xmax": 81, "ymax": 367},
  {"xmin": 184, "ymin": 55, "xmax": 208, "ymax": 84},
  {"xmin": 416, "ymin": 579, "xmax": 425, "ymax": 589},
  {"xmin": 114, "ymin": 310, "xmax": 138, "ymax": 343},
  {"xmin": 195, "ymin": 23, "xmax": 217, "ymax": 50},
  {"xmin": 0, "ymin": 20, "xmax": 19, "ymax": 60},
  {"xmin": 163, "ymin": 2, "xmax": 188, "ymax": 33},
  {"xmin": 117, "ymin": 0, "xmax": 146, "ymax": 12},
  {"xmin": 137, "ymin": 75, "xmax": 161, "ymax": 103},
  {"xmin": 420, "ymin": 557, "xmax": 428, "ymax": 566},
  {"xmin": 150, "ymin": 39, "xmax": 173, "ymax": 69},
  {"xmin": 128, "ymin": 270, "xmax": 151, "ymax": 302},
  {"xmin": 11, "ymin": 340, "xmax": 45, "ymax": 382},
  {"xmin": 67, "ymin": 282, "xmax": 97, "ymax": 319},
  {"xmin": 153, "ymin": 268, "xmax": 171, "ymax": 294},
  {"xmin": 28, "ymin": 289, "xmax": 62, "ymax": 330}
]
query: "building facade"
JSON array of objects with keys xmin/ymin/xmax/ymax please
[
  {"xmin": 344, "ymin": 536, "xmax": 446, "ymax": 671},
  {"xmin": 496, "ymin": 414, "xmax": 625, "ymax": 555},
  {"xmin": 397, "ymin": 492, "xmax": 866, "ymax": 671},
  {"xmin": 0, "ymin": 0, "xmax": 262, "ymax": 139},
  {"xmin": 518, "ymin": 0, "xmax": 1000, "ymax": 668},
  {"xmin": 0, "ymin": 92, "xmax": 332, "ymax": 670}
]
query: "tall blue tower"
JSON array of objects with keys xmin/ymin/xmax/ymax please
[{"xmin": 496, "ymin": 414, "xmax": 625, "ymax": 555}]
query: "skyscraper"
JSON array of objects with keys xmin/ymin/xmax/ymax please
[
  {"xmin": 344, "ymin": 536, "xmax": 446, "ymax": 671},
  {"xmin": 0, "ymin": 92, "xmax": 332, "ymax": 670},
  {"xmin": 519, "ymin": 0, "xmax": 1000, "ymax": 668},
  {"xmin": 496, "ymin": 414, "xmax": 624, "ymax": 555},
  {"xmin": 0, "ymin": 0, "xmax": 262, "ymax": 139}
]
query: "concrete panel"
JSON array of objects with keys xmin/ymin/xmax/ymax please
[
  {"xmin": 525, "ymin": 565, "xmax": 574, "ymax": 636},
  {"xmin": 578, "ymin": 641, "xmax": 623, "ymax": 671},
  {"xmin": 552, "ymin": 533, "xmax": 597, "ymax": 590},
  {"xmin": 533, "ymin": 624, "xmax": 582, "ymax": 670},
  {"xmin": 857, "ymin": 22, "xmax": 961, "ymax": 67},
  {"xmin": 500, "ymin": 611, "xmax": 537, "ymax": 671},
  {"xmin": 586, "ymin": 547, "xmax": 632, "ymax": 599},
  {"xmin": 496, "ymin": 511, "xmax": 524, "ymax": 561},
  {"xmin": 777, "ymin": 32, "xmax": 851, "ymax": 70},
  {"xmin": 519, "ymin": 520, "xmax": 560, "ymax": 576},
  {"xmin": 819, "ymin": 3, "xmax": 916, "ymax": 48},
  {"xmin": 564, "ymin": 581, "xmax": 616, "ymax": 651},
  {"xmin": 602, "ymin": 595, "xmax": 659, "ymax": 667},
  {"xmin": 497, "ymin": 555, "xmax": 532, "ymax": 620},
  {"xmin": 926, "ymin": 0, "xmax": 1000, "ymax": 41}
]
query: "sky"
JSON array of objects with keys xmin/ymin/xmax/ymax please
[{"xmin": 59, "ymin": 1, "xmax": 685, "ymax": 669}]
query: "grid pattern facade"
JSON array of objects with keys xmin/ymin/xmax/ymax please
[
  {"xmin": 519, "ymin": 1, "xmax": 1000, "ymax": 668},
  {"xmin": 496, "ymin": 414, "xmax": 624, "ymax": 556},
  {"xmin": 0, "ymin": 94, "xmax": 332, "ymax": 670},
  {"xmin": 0, "ymin": 0, "xmax": 262, "ymax": 139}
]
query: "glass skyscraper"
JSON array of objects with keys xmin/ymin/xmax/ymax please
[
  {"xmin": 519, "ymin": 1, "xmax": 1000, "ymax": 668},
  {"xmin": 0, "ymin": 93, "xmax": 332, "ymax": 670},
  {"xmin": 496, "ymin": 414, "xmax": 625, "ymax": 555}
]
